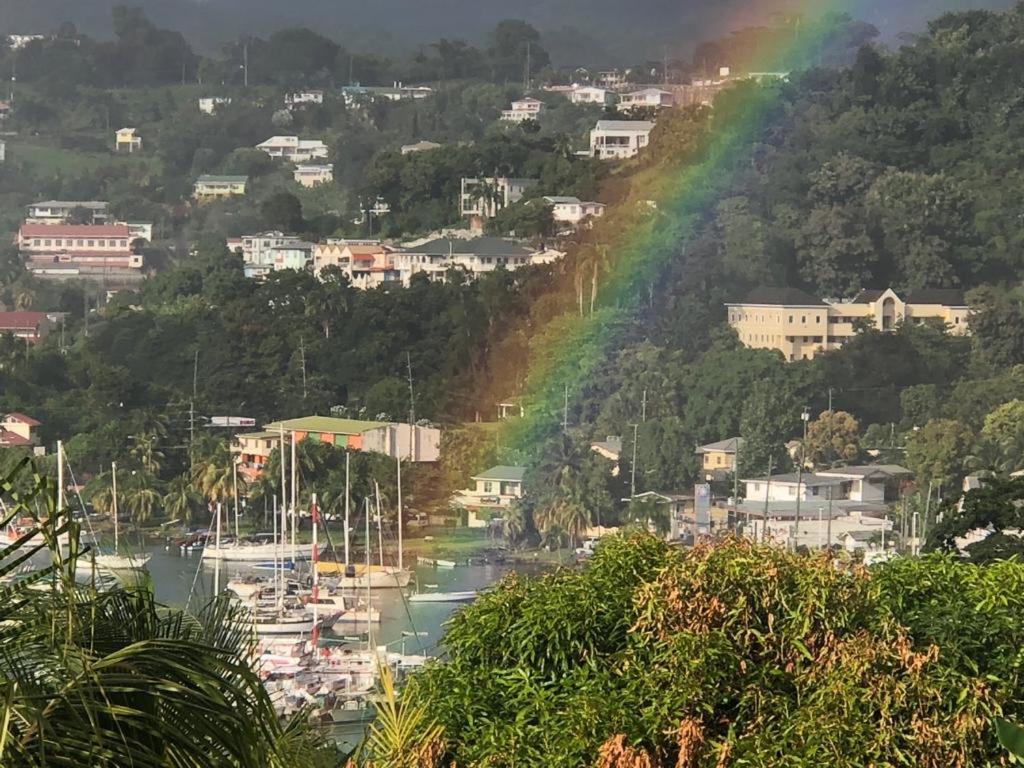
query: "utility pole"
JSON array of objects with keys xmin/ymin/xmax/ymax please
[
  {"xmin": 406, "ymin": 352, "xmax": 415, "ymax": 460},
  {"xmin": 662, "ymin": 46, "xmax": 668, "ymax": 86},
  {"xmin": 762, "ymin": 454, "xmax": 773, "ymax": 542},
  {"xmin": 299, "ymin": 337, "xmax": 308, "ymax": 400},
  {"xmin": 793, "ymin": 407, "xmax": 810, "ymax": 552},
  {"xmin": 732, "ymin": 438, "xmax": 740, "ymax": 530},
  {"xmin": 524, "ymin": 41, "xmax": 531, "ymax": 90},
  {"xmin": 641, "ymin": 388, "xmax": 647, "ymax": 422},
  {"xmin": 826, "ymin": 484, "xmax": 833, "ymax": 551},
  {"xmin": 629, "ymin": 423, "xmax": 639, "ymax": 498},
  {"xmin": 243, "ymin": 41, "xmax": 249, "ymax": 87}
]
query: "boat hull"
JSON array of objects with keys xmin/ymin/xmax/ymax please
[{"xmin": 202, "ymin": 543, "xmax": 318, "ymax": 562}]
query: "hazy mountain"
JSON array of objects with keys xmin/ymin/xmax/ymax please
[{"xmin": 0, "ymin": 0, "xmax": 1016, "ymax": 63}]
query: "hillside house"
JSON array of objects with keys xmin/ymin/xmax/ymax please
[
  {"xmin": 26, "ymin": 200, "xmax": 109, "ymax": 224},
  {"xmin": 543, "ymin": 196, "xmax": 605, "ymax": 227},
  {"xmin": 696, "ymin": 437, "xmax": 743, "ymax": 481},
  {"xmin": 285, "ymin": 90, "xmax": 324, "ymax": 107},
  {"xmin": 198, "ymin": 97, "xmax": 231, "ymax": 114},
  {"xmin": 590, "ymin": 120, "xmax": 654, "ymax": 159},
  {"xmin": 451, "ymin": 466, "xmax": 526, "ymax": 527},
  {"xmin": 256, "ymin": 136, "xmax": 329, "ymax": 163},
  {"xmin": 619, "ymin": 88, "xmax": 675, "ymax": 109},
  {"xmin": 392, "ymin": 236, "xmax": 545, "ymax": 286},
  {"xmin": 726, "ymin": 287, "xmax": 971, "ymax": 361},
  {"xmin": 459, "ymin": 177, "xmax": 537, "ymax": 220},
  {"xmin": 115, "ymin": 128, "xmax": 142, "ymax": 153},
  {"xmin": 193, "ymin": 175, "xmax": 248, "ymax": 200},
  {"xmin": 0, "ymin": 412, "xmax": 41, "ymax": 447},
  {"xmin": 0, "ymin": 312, "xmax": 54, "ymax": 344},
  {"xmin": 293, "ymin": 164, "xmax": 333, "ymax": 187},
  {"xmin": 501, "ymin": 97, "xmax": 544, "ymax": 122},
  {"xmin": 400, "ymin": 140, "xmax": 442, "ymax": 155},
  {"xmin": 571, "ymin": 86, "xmax": 617, "ymax": 106},
  {"xmin": 815, "ymin": 465, "xmax": 911, "ymax": 503},
  {"xmin": 17, "ymin": 224, "xmax": 142, "ymax": 276},
  {"xmin": 312, "ymin": 241, "xmax": 399, "ymax": 288}
]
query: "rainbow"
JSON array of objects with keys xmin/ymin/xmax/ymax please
[{"xmin": 483, "ymin": 8, "xmax": 866, "ymax": 468}]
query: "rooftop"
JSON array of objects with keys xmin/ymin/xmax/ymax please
[
  {"xmin": 697, "ymin": 437, "xmax": 743, "ymax": 453},
  {"xmin": 742, "ymin": 472, "xmax": 845, "ymax": 486},
  {"xmin": 4, "ymin": 412, "xmax": 41, "ymax": 426},
  {"xmin": 28, "ymin": 200, "xmax": 108, "ymax": 210},
  {"xmin": 905, "ymin": 288, "xmax": 967, "ymax": 307},
  {"xmin": 401, "ymin": 237, "xmax": 533, "ymax": 258},
  {"xmin": 732, "ymin": 286, "xmax": 826, "ymax": 307},
  {"xmin": 196, "ymin": 175, "xmax": 248, "ymax": 184},
  {"xmin": 263, "ymin": 415, "xmax": 387, "ymax": 435},
  {"xmin": 594, "ymin": 120, "xmax": 655, "ymax": 132},
  {"xmin": 816, "ymin": 464, "xmax": 911, "ymax": 478},
  {"xmin": 473, "ymin": 465, "xmax": 526, "ymax": 482},
  {"xmin": 543, "ymin": 196, "xmax": 582, "ymax": 205},
  {"xmin": 0, "ymin": 312, "xmax": 49, "ymax": 329},
  {"xmin": 20, "ymin": 224, "xmax": 129, "ymax": 238}
]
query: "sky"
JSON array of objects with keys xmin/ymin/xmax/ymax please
[{"xmin": 0, "ymin": 0, "xmax": 1016, "ymax": 61}]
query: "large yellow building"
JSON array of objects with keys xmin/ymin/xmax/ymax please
[{"xmin": 726, "ymin": 287, "xmax": 969, "ymax": 361}]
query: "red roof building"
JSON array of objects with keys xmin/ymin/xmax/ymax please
[
  {"xmin": 0, "ymin": 412, "xmax": 42, "ymax": 446},
  {"xmin": 0, "ymin": 312, "xmax": 53, "ymax": 343}
]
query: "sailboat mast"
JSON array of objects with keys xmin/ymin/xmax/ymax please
[
  {"xmin": 232, "ymin": 460, "xmax": 239, "ymax": 539},
  {"xmin": 278, "ymin": 424, "xmax": 286, "ymax": 562},
  {"xmin": 344, "ymin": 451, "xmax": 350, "ymax": 567},
  {"xmin": 311, "ymin": 492, "xmax": 319, "ymax": 658},
  {"xmin": 396, "ymin": 456, "xmax": 403, "ymax": 571},
  {"xmin": 375, "ymin": 481, "xmax": 383, "ymax": 568},
  {"xmin": 290, "ymin": 432, "xmax": 297, "ymax": 565},
  {"xmin": 364, "ymin": 498, "xmax": 371, "ymax": 641},
  {"xmin": 111, "ymin": 461, "xmax": 119, "ymax": 556},
  {"xmin": 272, "ymin": 494, "xmax": 279, "ymax": 605},
  {"xmin": 213, "ymin": 502, "xmax": 221, "ymax": 594},
  {"xmin": 56, "ymin": 440, "xmax": 64, "ymax": 564}
]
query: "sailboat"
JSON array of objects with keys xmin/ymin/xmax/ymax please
[
  {"xmin": 316, "ymin": 455, "xmax": 411, "ymax": 588},
  {"xmin": 85, "ymin": 462, "xmax": 150, "ymax": 572}
]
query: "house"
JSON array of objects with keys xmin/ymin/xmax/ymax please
[
  {"xmin": 269, "ymin": 241, "xmax": 314, "ymax": 273},
  {"xmin": 591, "ymin": 436, "xmax": 623, "ymax": 462},
  {"xmin": 285, "ymin": 90, "xmax": 324, "ymax": 107},
  {"xmin": 742, "ymin": 472, "xmax": 844, "ymax": 503},
  {"xmin": 0, "ymin": 100, "xmax": 10, "ymax": 120},
  {"xmin": 236, "ymin": 415, "xmax": 440, "ymax": 480},
  {"xmin": 726, "ymin": 287, "xmax": 971, "ymax": 362},
  {"xmin": 26, "ymin": 200, "xmax": 109, "ymax": 224},
  {"xmin": 256, "ymin": 136, "xmax": 329, "ymax": 163},
  {"xmin": 341, "ymin": 84, "xmax": 433, "ymax": 106},
  {"xmin": 198, "ymin": 97, "xmax": 231, "ymax": 114},
  {"xmin": 740, "ymin": 507, "xmax": 894, "ymax": 551},
  {"xmin": 293, "ymin": 164, "xmax": 333, "ymax": 187},
  {"xmin": 0, "ymin": 312, "xmax": 54, "ymax": 344},
  {"xmin": 596, "ymin": 70, "xmax": 628, "ymax": 88},
  {"xmin": 451, "ymin": 466, "xmax": 526, "ymax": 527},
  {"xmin": 542, "ymin": 196, "xmax": 605, "ymax": 227},
  {"xmin": 392, "ymin": 236, "xmax": 545, "ymax": 286},
  {"xmin": 630, "ymin": 491, "xmax": 698, "ymax": 540},
  {"xmin": 231, "ymin": 232, "xmax": 306, "ymax": 278},
  {"xmin": 590, "ymin": 120, "xmax": 654, "ymax": 159},
  {"xmin": 697, "ymin": 437, "xmax": 743, "ymax": 481},
  {"xmin": 501, "ymin": 97, "xmax": 544, "ymax": 122},
  {"xmin": 17, "ymin": 224, "xmax": 143, "ymax": 277},
  {"xmin": 459, "ymin": 177, "xmax": 537, "ymax": 220},
  {"xmin": 193, "ymin": 175, "xmax": 248, "ymax": 200},
  {"xmin": 571, "ymin": 86, "xmax": 617, "ymax": 106},
  {"xmin": 400, "ymin": 140, "xmax": 442, "ymax": 155},
  {"xmin": 815, "ymin": 465, "xmax": 911, "ymax": 503},
  {"xmin": 115, "ymin": 128, "xmax": 142, "ymax": 153},
  {"xmin": 7, "ymin": 35, "xmax": 45, "ymax": 50},
  {"xmin": 619, "ymin": 88, "xmax": 675, "ymax": 110},
  {"xmin": 312, "ymin": 241, "xmax": 399, "ymax": 288},
  {"xmin": 0, "ymin": 412, "xmax": 42, "ymax": 447}
]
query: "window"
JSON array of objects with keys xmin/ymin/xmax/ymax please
[
  {"xmin": 44, "ymin": 239, "xmax": 51, "ymax": 246},
  {"xmin": 788, "ymin": 316, "xmax": 793, "ymax": 323},
  {"xmin": 715, "ymin": 455, "xmax": 722, "ymax": 466},
  {"xmin": 87, "ymin": 240, "xmax": 94, "ymax": 247},
  {"xmin": 483, "ymin": 481, "xmax": 493, "ymax": 493},
  {"xmin": 801, "ymin": 315, "xmax": 806, "ymax": 324}
]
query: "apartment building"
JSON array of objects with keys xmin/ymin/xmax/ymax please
[
  {"xmin": 312, "ymin": 241, "xmax": 399, "ymax": 288},
  {"xmin": 230, "ymin": 231, "xmax": 305, "ymax": 278},
  {"xmin": 18, "ymin": 224, "xmax": 142, "ymax": 274},
  {"xmin": 590, "ymin": 120, "xmax": 654, "ymax": 159},
  {"xmin": 726, "ymin": 287, "xmax": 971, "ymax": 361}
]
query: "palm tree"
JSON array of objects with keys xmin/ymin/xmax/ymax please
[
  {"xmin": 502, "ymin": 500, "xmax": 529, "ymax": 547},
  {"xmin": 555, "ymin": 492, "xmax": 591, "ymax": 550},
  {"xmin": 130, "ymin": 430, "xmax": 166, "ymax": 475},
  {"xmin": 192, "ymin": 442, "xmax": 235, "ymax": 506},
  {"xmin": 125, "ymin": 477, "xmax": 162, "ymax": 526},
  {"xmin": 164, "ymin": 474, "xmax": 202, "ymax": 525},
  {"xmin": 0, "ymin": 461, "xmax": 333, "ymax": 767},
  {"xmin": 963, "ymin": 438, "xmax": 1009, "ymax": 479}
]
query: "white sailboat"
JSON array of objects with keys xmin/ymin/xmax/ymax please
[{"xmin": 81, "ymin": 461, "xmax": 150, "ymax": 573}]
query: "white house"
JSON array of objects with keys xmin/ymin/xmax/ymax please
[
  {"xmin": 590, "ymin": 120, "xmax": 654, "ymax": 160},
  {"xmin": 619, "ymin": 88, "xmax": 675, "ymax": 110},
  {"xmin": 293, "ymin": 164, "xmax": 334, "ymax": 187},
  {"xmin": 198, "ymin": 97, "xmax": 231, "ymax": 114},
  {"xmin": 742, "ymin": 473, "xmax": 844, "ymax": 503},
  {"xmin": 286, "ymin": 90, "xmax": 324, "ymax": 107},
  {"xmin": 815, "ymin": 465, "xmax": 911, "ymax": 503},
  {"xmin": 392, "ymin": 236, "xmax": 547, "ymax": 286},
  {"xmin": 256, "ymin": 136, "xmax": 329, "ymax": 163},
  {"xmin": 460, "ymin": 177, "xmax": 537, "ymax": 220},
  {"xmin": 231, "ymin": 231, "xmax": 307, "ymax": 278},
  {"xmin": 542, "ymin": 196, "xmax": 606, "ymax": 227},
  {"xmin": 501, "ymin": 97, "xmax": 544, "ymax": 122},
  {"xmin": 571, "ymin": 86, "xmax": 617, "ymax": 106},
  {"xmin": 341, "ymin": 84, "xmax": 433, "ymax": 106},
  {"xmin": 596, "ymin": 70, "xmax": 628, "ymax": 88},
  {"xmin": 452, "ymin": 465, "xmax": 525, "ymax": 528},
  {"xmin": 742, "ymin": 508, "xmax": 894, "ymax": 552}
]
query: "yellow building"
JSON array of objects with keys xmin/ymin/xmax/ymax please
[
  {"xmin": 115, "ymin": 127, "xmax": 142, "ymax": 153},
  {"xmin": 193, "ymin": 175, "xmax": 248, "ymax": 201},
  {"xmin": 726, "ymin": 287, "xmax": 970, "ymax": 361},
  {"xmin": 696, "ymin": 437, "xmax": 742, "ymax": 481}
]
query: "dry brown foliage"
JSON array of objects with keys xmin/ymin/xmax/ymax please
[{"xmin": 597, "ymin": 734, "xmax": 657, "ymax": 768}]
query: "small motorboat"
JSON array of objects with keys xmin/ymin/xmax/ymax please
[{"xmin": 408, "ymin": 590, "xmax": 477, "ymax": 604}]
